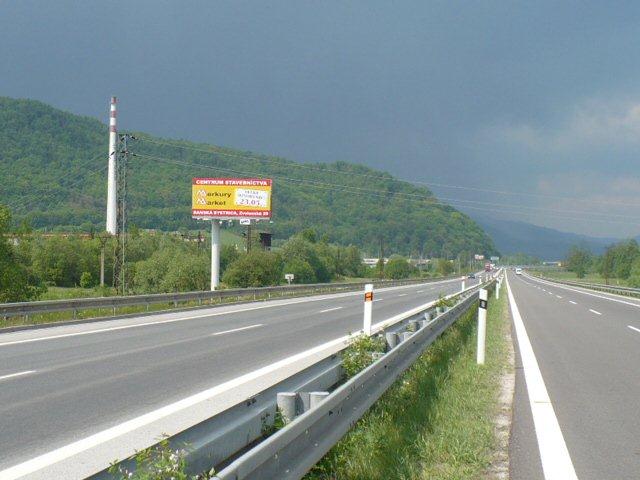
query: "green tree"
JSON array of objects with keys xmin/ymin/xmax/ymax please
[
  {"xmin": 222, "ymin": 251, "xmax": 283, "ymax": 288},
  {"xmin": 565, "ymin": 246, "xmax": 591, "ymax": 279},
  {"xmin": 384, "ymin": 257, "xmax": 417, "ymax": 279},
  {"xmin": 0, "ymin": 205, "xmax": 42, "ymax": 302},
  {"xmin": 435, "ymin": 258, "xmax": 454, "ymax": 276},
  {"xmin": 79, "ymin": 271, "xmax": 93, "ymax": 288},
  {"xmin": 283, "ymin": 258, "xmax": 316, "ymax": 284}
]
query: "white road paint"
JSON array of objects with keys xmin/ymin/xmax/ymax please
[
  {"xmin": 397, "ymin": 293, "xmax": 408, "ymax": 297},
  {"xmin": 319, "ymin": 307, "xmax": 343, "ymax": 313},
  {"xmin": 506, "ymin": 274, "xmax": 578, "ymax": 480},
  {"xmin": 0, "ymin": 370, "xmax": 36, "ymax": 382},
  {"xmin": 416, "ymin": 290, "xmax": 424, "ymax": 293},
  {"xmin": 374, "ymin": 298, "xmax": 384, "ymax": 302},
  {"xmin": 0, "ymin": 283, "xmax": 473, "ymax": 480},
  {"xmin": 569, "ymin": 301, "xmax": 577, "ymax": 305},
  {"xmin": 589, "ymin": 309, "xmax": 602, "ymax": 316},
  {"xmin": 556, "ymin": 295, "xmax": 563, "ymax": 299},
  {"xmin": 210, "ymin": 324, "xmax": 263, "ymax": 336},
  {"xmin": 627, "ymin": 325, "xmax": 640, "ymax": 334},
  {"xmin": 0, "ymin": 279, "xmax": 460, "ymax": 348}
]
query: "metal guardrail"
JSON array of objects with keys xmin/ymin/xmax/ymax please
[
  {"xmin": 215, "ymin": 287, "xmax": 488, "ymax": 480},
  {"xmin": 531, "ymin": 274, "xmax": 640, "ymax": 298},
  {"xmin": 91, "ymin": 278, "xmax": 493, "ymax": 480},
  {"xmin": 0, "ymin": 276, "xmax": 459, "ymax": 322}
]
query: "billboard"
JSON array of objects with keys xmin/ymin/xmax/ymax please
[
  {"xmin": 192, "ymin": 178, "xmax": 272, "ymax": 219},
  {"xmin": 474, "ymin": 254, "xmax": 485, "ymax": 260}
]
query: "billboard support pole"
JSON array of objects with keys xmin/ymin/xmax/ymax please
[{"xmin": 211, "ymin": 220, "xmax": 221, "ymax": 291}]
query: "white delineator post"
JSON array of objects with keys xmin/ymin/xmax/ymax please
[
  {"xmin": 461, "ymin": 276, "xmax": 465, "ymax": 292},
  {"xmin": 496, "ymin": 279, "xmax": 500, "ymax": 299},
  {"xmin": 106, "ymin": 96, "xmax": 118, "ymax": 235},
  {"xmin": 363, "ymin": 284, "xmax": 373, "ymax": 335},
  {"xmin": 210, "ymin": 219, "xmax": 221, "ymax": 291},
  {"xmin": 477, "ymin": 288, "xmax": 488, "ymax": 364}
]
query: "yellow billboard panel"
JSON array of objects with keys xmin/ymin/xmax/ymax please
[{"xmin": 192, "ymin": 178, "xmax": 272, "ymax": 219}]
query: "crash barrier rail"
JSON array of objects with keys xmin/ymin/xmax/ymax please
[
  {"xmin": 92, "ymin": 279, "xmax": 495, "ymax": 480},
  {"xmin": 530, "ymin": 273, "xmax": 640, "ymax": 298},
  {"xmin": 0, "ymin": 275, "xmax": 462, "ymax": 323}
]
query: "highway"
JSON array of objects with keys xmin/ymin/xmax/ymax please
[
  {"xmin": 0, "ymin": 276, "xmax": 470, "ymax": 479},
  {"xmin": 507, "ymin": 271, "xmax": 640, "ymax": 480}
]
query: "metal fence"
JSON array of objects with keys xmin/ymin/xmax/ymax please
[
  {"xmin": 533, "ymin": 274, "xmax": 640, "ymax": 298},
  {"xmin": 0, "ymin": 276, "xmax": 459, "ymax": 323},
  {"xmin": 92, "ymin": 279, "xmax": 491, "ymax": 479}
]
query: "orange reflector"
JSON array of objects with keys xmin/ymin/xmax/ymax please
[{"xmin": 364, "ymin": 292, "xmax": 373, "ymax": 302}]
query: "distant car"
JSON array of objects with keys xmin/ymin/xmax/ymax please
[
  {"xmin": 515, "ymin": 268, "xmax": 522, "ymax": 275},
  {"xmin": 467, "ymin": 273, "xmax": 476, "ymax": 279}
]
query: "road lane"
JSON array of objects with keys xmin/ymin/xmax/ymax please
[
  {"xmin": 0, "ymin": 276, "xmax": 471, "ymax": 473},
  {"xmin": 509, "ymin": 272, "xmax": 640, "ymax": 480}
]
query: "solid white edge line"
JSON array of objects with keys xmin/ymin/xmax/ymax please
[
  {"xmin": 210, "ymin": 324, "xmax": 263, "ymax": 336},
  {"xmin": 0, "ymin": 278, "xmax": 462, "ymax": 348},
  {"xmin": 569, "ymin": 301, "xmax": 577, "ymax": 305},
  {"xmin": 0, "ymin": 282, "xmax": 474, "ymax": 479},
  {"xmin": 627, "ymin": 325, "xmax": 640, "ymax": 334},
  {"xmin": 0, "ymin": 370, "xmax": 36, "ymax": 381},
  {"xmin": 589, "ymin": 309, "xmax": 602, "ymax": 316},
  {"xmin": 319, "ymin": 307, "xmax": 343, "ymax": 313},
  {"xmin": 506, "ymin": 274, "xmax": 578, "ymax": 480}
]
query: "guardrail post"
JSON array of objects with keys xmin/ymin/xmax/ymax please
[
  {"xmin": 276, "ymin": 392, "xmax": 297, "ymax": 424},
  {"xmin": 408, "ymin": 319, "xmax": 420, "ymax": 332},
  {"xmin": 363, "ymin": 284, "xmax": 373, "ymax": 335},
  {"xmin": 385, "ymin": 332, "xmax": 398, "ymax": 350},
  {"xmin": 477, "ymin": 288, "xmax": 488, "ymax": 365},
  {"xmin": 309, "ymin": 391, "xmax": 329, "ymax": 409},
  {"xmin": 401, "ymin": 331, "xmax": 413, "ymax": 342}
]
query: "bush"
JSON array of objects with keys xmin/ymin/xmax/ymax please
[
  {"xmin": 79, "ymin": 271, "xmax": 93, "ymax": 288},
  {"xmin": 222, "ymin": 251, "xmax": 284, "ymax": 288},
  {"xmin": 283, "ymin": 258, "xmax": 317, "ymax": 284},
  {"xmin": 384, "ymin": 257, "xmax": 417, "ymax": 279}
]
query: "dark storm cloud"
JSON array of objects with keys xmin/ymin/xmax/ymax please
[{"xmin": 2, "ymin": 1, "xmax": 640, "ymax": 236}]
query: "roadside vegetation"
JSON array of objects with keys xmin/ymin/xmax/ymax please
[
  {"xmin": 549, "ymin": 240, "xmax": 640, "ymax": 286},
  {"xmin": 306, "ymin": 281, "xmax": 510, "ymax": 480},
  {"xmin": 1, "ymin": 203, "xmax": 478, "ymax": 305}
]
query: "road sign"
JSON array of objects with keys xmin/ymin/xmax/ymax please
[
  {"xmin": 192, "ymin": 178, "xmax": 272, "ymax": 219},
  {"xmin": 285, "ymin": 273, "xmax": 294, "ymax": 285},
  {"xmin": 239, "ymin": 219, "xmax": 251, "ymax": 225}
]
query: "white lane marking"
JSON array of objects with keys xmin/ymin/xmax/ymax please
[
  {"xmin": 506, "ymin": 275, "xmax": 578, "ymax": 480},
  {"xmin": 524, "ymin": 273, "xmax": 640, "ymax": 309},
  {"xmin": 0, "ymin": 370, "xmax": 36, "ymax": 382},
  {"xmin": 556, "ymin": 295, "xmax": 563, "ymax": 299},
  {"xmin": 210, "ymin": 324, "xmax": 263, "ymax": 336},
  {"xmin": 416, "ymin": 290, "xmax": 424, "ymax": 293},
  {"xmin": 397, "ymin": 293, "xmax": 408, "ymax": 297},
  {"xmin": 628, "ymin": 325, "xmax": 640, "ymax": 334},
  {"xmin": 0, "ymin": 279, "xmax": 461, "ymax": 348},
  {"xmin": 589, "ymin": 309, "xmax": 602, "ymax": 316},
  {"xmin": 569, "ymin": 301, "xmax": 577, "ymax": 305},
  {"xmin": 374, "ymin": 298, "xmax": 384, "ymax": 302},
  {"xmin": 319, "ymin": 307, "xmax": 343, "ymax": 313},
  {"xmin": 0, "ymin": 289, "xmax": 455, "ymax": 480}
]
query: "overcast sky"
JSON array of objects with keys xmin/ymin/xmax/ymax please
[{"xmin": 2, "ymin": 1, "xmax": 640, "ymax": 237}]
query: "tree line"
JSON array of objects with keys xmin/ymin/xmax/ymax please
[
  {"xmin": 565, "ymin": 239, "xmax": 640, "ymax": 285},
  {"xmin": 1, "ymin": 205, "xmax": 462, "ymax": 303}
]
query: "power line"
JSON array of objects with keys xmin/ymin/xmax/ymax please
[
  {"xmin": 132, "ymin": 151, "xmax": 640, "ymax": 223},
  {"xmin": 132, "ymin": 152, "xmax": 640, "ymax": 228},
  {"xmin": 137, "ymin": 136, "xmax": 640, "ymax": 209}
]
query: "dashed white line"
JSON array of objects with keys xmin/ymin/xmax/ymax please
[
  {"xmin": 628, "ymin": 325, "xmax": 640, "ymax": 334},
  {"xmin": 416, "ymin": 290, "xmax": 424, "ymax": 293},
  {"xmin": 556, "ymin": 295, "xmax": 563, "ymax": 299},
  {"xmin": 506, "ymin": 275, "xmax": 578, "ymax": 480},
  {"xmin": 210, "ymin": 324, "xmax": 263, "ymax": 336},
  {"xmin": 0, "ymin": 370, "xmax": 36, "ymax": 382},
  {"xmin": 319, "ymin": 307, "xmax": 343, "ymax": 313},
  {"xmin": 374, "ymin": 298, "xmax": 384, "ymax": 302},
  {"xmin": 397, "ymin": 293, "xmax": 408, "ymax": 297},
  {"xmin": 569, "ymin": 301, "xmax": 577, "ymax": 305},
  {"xmin": 589, "ymin": 309, "xmax": 602, "ymax": 316}
]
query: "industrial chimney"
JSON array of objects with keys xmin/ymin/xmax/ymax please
[{"xmin": 106, "ymin": 96, "xmax": 118, "ymax": 235}]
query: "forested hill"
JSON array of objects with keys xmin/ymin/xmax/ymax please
[{"xmin": 0, "ymin": 97, "xmax": 497, "ymax": 257}]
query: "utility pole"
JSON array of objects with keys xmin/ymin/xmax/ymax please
[
  {"xmin": 97, "ymin": 233, "xmax": 108, "ymax": 287},
  {"xmin": 246, "ymin": 221, "xmax": 252, "ymax": 252},
  {"xmin": 113, "ymin": 133, "xmax": 134, "ymax": 294}
]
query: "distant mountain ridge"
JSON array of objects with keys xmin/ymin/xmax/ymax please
[
  {"xmin": 468, "ymin": 213, "xmax": 617, "ymax": 260},
  {"xmin": 0, "ymin": 96, "xmax": 498, "ymax": 257}
]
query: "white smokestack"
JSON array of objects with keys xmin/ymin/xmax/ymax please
[{"xmin": 106, "ymin": 96, "xmax": 118, "ymax": 235}]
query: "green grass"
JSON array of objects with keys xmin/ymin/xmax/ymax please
[
  {"xmin": 306, "ymin": 282, "xmax": 510, "ymax": 480},
  {"xmin": 532, "ymin": 270, "xmax": 626, "ymax": 285}
]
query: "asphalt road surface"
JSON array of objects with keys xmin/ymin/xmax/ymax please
[
  {"xmin": 508, "ymin": 271, "xmax": 640, "ymax": 480},
  {"xmin": 0, "ymin": 277, "xmax": 469, "ymax": 476}
]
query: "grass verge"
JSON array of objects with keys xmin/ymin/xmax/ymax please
[{"xmin": 306, "ymin": 282, "xmax": 510, "ymax": 480}]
